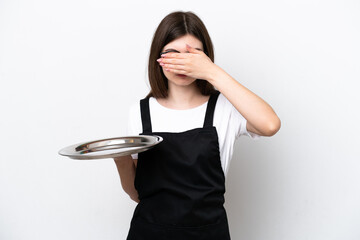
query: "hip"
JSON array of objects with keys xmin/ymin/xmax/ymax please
[{"xmin": 126, "ymin": 213, "xmax": 231, "ymax": 240}]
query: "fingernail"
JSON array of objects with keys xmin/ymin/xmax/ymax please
[{"xmin": 157, "ymin": 59, "xmax": 161, "ymax": 62}]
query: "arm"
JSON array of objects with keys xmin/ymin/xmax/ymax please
[
  {"xmin": 158, "ymin": 45, "xmax": 280, "ymax": 137},
  {"xmin": 113, "ymin": 155, "xmax": 140, "ymax": 203},
  {"xmin": 207, "ymin": 65, "xmax": 281, "ymax": 137}
]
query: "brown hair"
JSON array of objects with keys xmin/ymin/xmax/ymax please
[{"xmin": 146, "ymin": 11, "xmax": 216, "ymax": 99}]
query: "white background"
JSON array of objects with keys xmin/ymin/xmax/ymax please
[{"xmin": 1, "ymin": 0, "xmax": 359, "ymax": 239}]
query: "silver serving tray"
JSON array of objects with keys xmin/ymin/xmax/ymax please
[{"xmin": 58, "ymin": 135, "xmax": 163, "ymax": 160}]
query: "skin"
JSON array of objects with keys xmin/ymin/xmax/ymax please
[
  {"xmin": 114, "ymin": 33, "xmax": 281, "ymax": 203},
  {"xmin": 114, "ymin": 155, "xmax": 139, "ymax": 203},
  {"xmin": 156, "ymin": 34, "xmax": 210, "ymax": 110},
  {"xmin": 157, "ymin": 34, "xmax": 281, "ymax": 136}
]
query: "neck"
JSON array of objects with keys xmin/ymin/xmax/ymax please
[
  {"xmin": 166, "ymin": 81, "xmax": 202, "ymax": 107},
  {"xmin": 160, "ymin": 81, "xmax": 207, "ymax": 109}
]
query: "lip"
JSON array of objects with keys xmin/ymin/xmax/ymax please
[{"xmin": 176, "ymin": 74, "xmax": 188, "ymax": 78}]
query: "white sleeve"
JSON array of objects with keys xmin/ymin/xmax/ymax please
[
  {"xmin": 126, "ymin": 102, "xmax": 141, "ymax": 159},
  {"xmin": 238, "ymin": 117, "xmax": 262, "ymax": 140},
  {"xmin": 125, "ymin": 103, "xmax": 137, "ymax": 136}
]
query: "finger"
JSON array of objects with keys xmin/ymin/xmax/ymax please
[
  {"xmin": 158, "ymin": 58, "xmax": 185, "ymax": 65},
  {"xmin": 186, "ymin": 44, "xmax": 207, "ymax": 56},
  {"xmin": 186, "ymin": 44, "xmax": 199, "ymax": 53},
  {"xmin": 161, "ymin": 52, "xmax": 187, "ymax": 59},
  {"xmin": 161, "ymin": 63, "xmax": 185, "ymax": 70},
  {"xmin": 164, "ymin": 67, "xmax": 187, "ymax": 75}
]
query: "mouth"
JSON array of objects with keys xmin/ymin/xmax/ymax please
[{"xmin": 176, "ymin": 74, "xmax": 188, "ymax": 78}]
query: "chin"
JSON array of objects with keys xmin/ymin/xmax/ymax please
[{"xmin": 172, "ymin": 78, "xmax": 197, "ymax": 86}]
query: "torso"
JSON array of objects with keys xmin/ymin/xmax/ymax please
[
  {"xmin": 155, "ymin": 94, "xmax": 211, "ymax": 110},
  {"xmin": 126, "ymin": 90, "xmax": 231, "ymax": 240}
]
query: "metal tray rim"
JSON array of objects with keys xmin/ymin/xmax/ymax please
[{"xmin": 58, "ymin": 135, "xmax": 163, "ymax": 160}]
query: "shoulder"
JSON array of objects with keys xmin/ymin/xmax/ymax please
[
  {"xmin": 216, "ymin": 93, "xmax": 227, "ymax": 106},
  {"xmin": 213, "ymin": 93, "xmax": 235, "ymax": 132},
  {"xmin": 216, "ymin": 93, "xmax": 243, "ymax": 117},
  {"xmin": 213, "ymin": 92, "xmax": 245, "ymax": 132},
  {"xmin": 129, "ymin": 100, "xmax": 139, "ymax": 113},
  {"xmin": 128, "ymin": 100, "xmax": 141, "ymax": 120},
  {"xmin": 126, "ymin": 99, "xmax": 142, "ymax": 135},
  {"xmin": 214, "ymin": 93, "xmax": 233, "ymax": 115},
  {"xmin": 215, "ymin": 93, "xmax": 230, "ymax": 107}
]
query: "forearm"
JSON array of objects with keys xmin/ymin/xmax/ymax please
[
  {"xmin": 114, "ymin": 156, "xmax": 140, "ymax": 203},
  {"xmin": 207, "ymin": 65, "xmax": 281, "ymax": 136}
]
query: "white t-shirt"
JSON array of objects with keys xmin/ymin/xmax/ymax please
[{"xmin": 125, "ymin": 93, "xmax": 262, "ymax": 178}]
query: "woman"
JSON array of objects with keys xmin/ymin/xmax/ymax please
[{"xmin": 114, "ymin": 10, "xmax": 281, "ymax": 240}]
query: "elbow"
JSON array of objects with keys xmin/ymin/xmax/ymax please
[
  {"xmin": 130, "ymin": 195, "xmax": 140, "ymax": 203},
  {"xmin": 265, "ymin": 117, "xmax": 281, "ymax": 136},
  {"xmin": 124, "ymin": 188, "xmax": 140, "ymax": 203}
]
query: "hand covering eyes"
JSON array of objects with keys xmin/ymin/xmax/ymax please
[
  {"xmin": 159, "ymin": 49, "xmax": 208, "ymax": 56},
  {"xmin": 159, "ymin": 49, "xmax": 181, "ymax": 56}
]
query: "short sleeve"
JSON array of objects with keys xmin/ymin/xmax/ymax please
[
  {"xmin": 125, "ymin": 103, "xmax": 136, "ymax": 135},
  {"xmin": 126, "ymin": 102, "xmax": 141, "ymax": 159},
  {"xmin": 239, "ymin": 117, "xmax": 262, "ymax": 140}
]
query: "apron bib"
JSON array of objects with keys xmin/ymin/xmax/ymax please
[{"xmin": 126, "ymin": 90, "xmax": 231, "ymax": 240}]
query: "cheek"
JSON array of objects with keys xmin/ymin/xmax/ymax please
[
  {"xmin": 162, "ymin": 67, "xmax": 174, "ymax": 77},
  {"xmin": 161, "ymin": 68, "xmax": 170, "ymax": 79}
]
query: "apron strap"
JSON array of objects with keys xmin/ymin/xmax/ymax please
[
  {"xmin": 203, "ymin": 90, "xmax": 220, "ymax": 128},
  {"xmin": 140, "ymin": 90, "xmax": 220, "ymax": 133},
  {"xmin": 140, "ymin": 97, "xmax": 152, "ymax": 133}
]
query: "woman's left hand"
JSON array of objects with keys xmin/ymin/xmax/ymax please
[{"xmin": 157, "ymin": 44, "xmax": 219, "ymax": 81}]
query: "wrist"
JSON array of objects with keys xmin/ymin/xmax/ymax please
[{"xmin": 206, "ymin": 64, "xmax": 225, "ymax": 85}]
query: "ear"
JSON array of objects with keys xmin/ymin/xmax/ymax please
[{"xmin": 186, "ymin": 44, "xmax": 200, "ymax": 53}]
